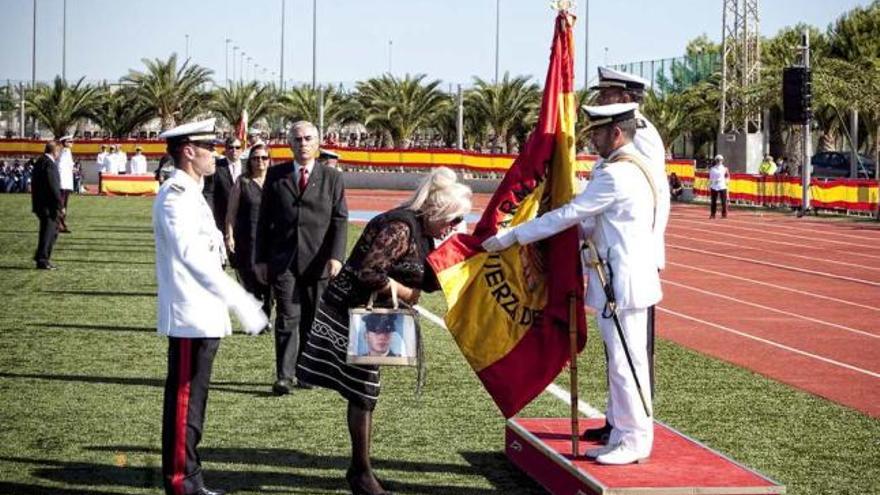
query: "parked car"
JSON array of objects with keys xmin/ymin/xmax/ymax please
[{"xmin": 811, "ymin": 151, "xmax": 876, "ymax": 179}]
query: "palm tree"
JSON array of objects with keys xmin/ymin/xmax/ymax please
[
  {"xmin": 642, "ymin": 90, "xmax": 686, "ymax": 154},
  {"xmin": 354, "ymin": 74, "xmax": 449, "ymax": 148},
  {"xmin": 123, "ymin": 54, "xmax": 212, "ymax": 131},
  {"xmin": 210, "ymin": 81, "xmax": 277, "ymax": 130},
  {"xmin": 467, "ymin": 73, "xmax": 540, "ymax": 153},
  {"xmin": 25, "ymin": 76, "xmax": 99, "ymax": 138},
  {"xmin": 277, "ymin": 84, "xmax": 356, "ymax": 131},
  {"xmin": 89, "ymin": 85, "xmax": 154, "ymax": 138}
]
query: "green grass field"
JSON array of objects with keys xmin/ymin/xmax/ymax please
[{"xmin": 1, "ymin": 194, "xmax": 878, "ymax": 495}]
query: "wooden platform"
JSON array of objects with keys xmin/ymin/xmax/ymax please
[{"xmin": 506, "ymin": 417, "xmax": 786, "ymax": 495}]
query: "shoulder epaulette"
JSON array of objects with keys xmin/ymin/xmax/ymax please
[{"xmin": 169, "ymin": 182, "xmax": 185, "ymax": 193}]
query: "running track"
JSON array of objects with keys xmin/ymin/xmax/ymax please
[{"xmin": 347, "ymin": 190, "xmax": 880, "ymax": 418}]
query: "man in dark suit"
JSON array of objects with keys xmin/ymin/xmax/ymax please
[
  {"xmin": 30, "ymin": 141, "xmax": 63, "ymax": 270},
  {"xmin": 255, "ymin": 121, "xmax": 348, "ymax": 395},
  {"xmin": 202, "ymin": 136, "xmax": 243, "ymax": 233}
]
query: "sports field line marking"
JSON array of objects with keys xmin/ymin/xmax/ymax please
[
  {"xmin": 413, "ymin": 305, "xmax": 603, "ymax": 418},
  {"xmin": 667, "ymin": 261, "xmax": 880, "ymax": 313},
  {"xmin": 669, "ymin": 220, "xmax": 880, "ymax": 263},
  {"xmin": 662, "ymin": 279, "xmax": 880, "ymax": 340},
  {"xmin": 669, "ymin": 243, "xmax": 880, "ymax": 288},
  {"xmin": 672, "ymin": 217, "xmax": 879, "ymax": 250},
  {"xmin": 700, "ymin": 215, "xmax": 880, "ymax": 242},
  {"xmin": 659, "ymin": 307, "xmax": 880, "ymax": 380},
  {"xmin": 666, "ymin": 232, "xmax": 880, "ymax": 273}
]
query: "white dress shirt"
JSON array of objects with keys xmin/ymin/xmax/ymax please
[{"xmin": 709, "ymin": 164, "xmax": 729, "ymax": 191}]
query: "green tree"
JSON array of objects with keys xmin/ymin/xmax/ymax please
[
  {"xmin": 25, "ymin": 76, "xmax": 99, "ymax": 138},
  {"xmin": 277, "ymin": 84, "xmax": 356, "ymax": 131},
  {"xmin": 354, "ymin": 74, "xmax": 449, "ymax": 148},
  {"xmin": 123, "ymin": 54, "xmax": 212, "ymax": 131},
  {"xmin": 642, "ymin": 90, "xmax": 686, "ymax": 153},
  {"xmin": 467, "ymin": 73, "xmax": 540, "ymax": 153},
  {"xmin": 89, "ymin": 85, "xmax": 154, "ymax": 138},
  {"xmin": 210, "ymin": 82, "xmax": 277, "ymax": 130}
]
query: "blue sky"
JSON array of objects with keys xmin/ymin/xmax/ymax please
[{"xmin": 0, "ymin": 0, "xmax": 870, "ymax": 89}]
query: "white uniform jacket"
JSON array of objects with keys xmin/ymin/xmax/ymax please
[
  {"xmin": 57, "ymin": 148, "xmax": 75, "ymax": 191},
  {"xmin": 634, "ymin": 110, "xmax": 669, "ymax": 270},
  {"xmin": 153, "ymin": 169, "xmax": 252, "ymax": 338},
  {"xmin": 128, "ymin": 154, "xmax": 148, "ymax": 175},
  {"xmin": 513, "ymin": 143, "xmax": 662, "ymax": 311}
]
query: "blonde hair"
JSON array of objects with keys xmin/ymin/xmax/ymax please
[{"xmin": 401, "ymin": 167, "xmax": 472, "ymax": 223}]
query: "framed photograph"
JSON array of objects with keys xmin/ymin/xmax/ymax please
[{"xmin": 347, "ymin": 308, "xmax": 418, "ymax": 366}]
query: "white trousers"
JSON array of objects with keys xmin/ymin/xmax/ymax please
[{"xmin": 598, "ymin": 307, "xmax": 653, "ymax": 455}]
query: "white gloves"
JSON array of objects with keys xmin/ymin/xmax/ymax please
[
  {"xmin": 481, "ymin": 228, "xmax": 518, "ymax": 252},
  {"xmin": 231, "ymin": 294, "xmax": 269, "ymax": 336}
]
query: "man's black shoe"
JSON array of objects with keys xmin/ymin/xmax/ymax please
[
  {"xmin": 36, "ymin": 263, "xmax": 58, "ymax": 270},
  {"xmin": 582, "ymin": 422, "xmax": 613, "ymax": 443},
  {"xmin": 272, "ymin": 378, "xmax": 293, "ymax": 396},
  {"xmin": 294, "ymin": 381, "xmax": 313, "ymax": 390},
  {"xmin": 190, "ymin": 487, "xmax": 226, "ymax": 495}
]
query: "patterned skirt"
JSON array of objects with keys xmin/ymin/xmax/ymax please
[{"xmin": 296, "ymin": 299, "xmax": 381, "ymax": 410}]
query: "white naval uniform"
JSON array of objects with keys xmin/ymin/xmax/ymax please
[
  {"xmin": 57, "ymin": 148, "xmax": 75, "ymax": 191},
  {"xmin": 153, "ymin": 169, "xmax": 264, "ymax": 338},
  {"xmin": 511, "ymin": 142, "xmax": 661, "ymax": 455},
  {"xmin": 633, "ymin": 109, "xmax": 669, "ymax": 270},
  {"xmin": 128, "ymin": 154, "xmax": 148, "ymax": 175},
  {"xmin": 112, "ymin": 151, "xmax": 127, "ymax": 174},
  {"xmin": 96, "ymin": 152, "xmax": 109, "ymax": 173}
]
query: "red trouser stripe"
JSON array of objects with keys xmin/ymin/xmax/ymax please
[{"xmin": 171, "ymin": 339, "xmax": 192, "ymax": 495}]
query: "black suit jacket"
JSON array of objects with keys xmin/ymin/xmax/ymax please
[
  {"xmin": 202, "ymin": 157, "xmax": 236, "ymax": 230},
  {"xmin": 256, "ymin": 161, "xmax": 348, "ymax": 280},
  {"xmin": 31, "ymin": 154, "xmax": 62, "ymax": 217}
]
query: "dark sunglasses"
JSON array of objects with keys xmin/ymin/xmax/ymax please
[
  {"xmin": 189, "ymin": 142, "xmax": 215, "ymax": 152},
  {"xmin": 251, "ymin": 155, "xmax": 270, "ymax": 161},
  {"xmin": 230, "ymin": 145, "xmax": 242, "ymax": 149},
  {"xmin": 449, "ymin": 215, "xmax": 464, "ymax": 226}
]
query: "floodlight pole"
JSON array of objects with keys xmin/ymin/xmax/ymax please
[{"xmin": 799, "ymin": 31, "xmax": 811, "ymax": 217}]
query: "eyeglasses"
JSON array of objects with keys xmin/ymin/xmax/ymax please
[
  {"xmin": 449, "ymin": 215, "xmax": 464, "ymax": 226},
  {"xmin": 251, "ymin": 155, "xmax": 270, "ymax": 161},
  {"xmin": 230, "ymin": 145, "xmax": 242, "ymax": 150}
]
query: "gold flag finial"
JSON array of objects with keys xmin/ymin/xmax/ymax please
[{"xmin": 550, "ymin": 0, "xmax": 576, "ymax": 12}]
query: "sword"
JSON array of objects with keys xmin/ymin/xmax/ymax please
[{"xmin": 584, "ymin": 240, "xmax": 652, "ymax": 418}]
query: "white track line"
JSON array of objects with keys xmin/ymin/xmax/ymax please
[
  {"xmin": 413, "ymin": 304, "xmax": 603, "ymax": 418},
  {"xmin": 667, "ymin": 261, "xmax": 880, "ymax": 313},
  {"xmin": 707, "ymin": 216, "xmax": 880, "ymax": 242},
  {"xmin": 669, "ymin": 243, "xmax": 880, "ymax": 288},
  {"xmin": 661, "ymin": 279, "xmax": 880, "ymax": 340},
  {"xmin": 666, "ymin": 232, "xmax": 880, "ymax": 273},
  {"xmin": 672, "ymin": 217, "xmax": 880, "ymax": 250},
  {"xmin": 659, "ymin": 307, "xmax": 880, "ymax": 380}
]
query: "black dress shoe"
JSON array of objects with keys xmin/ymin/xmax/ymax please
[
  {"xmin": 582, "ymin": 422, "xmax": 613, "ymax": 443},
  {"xmin": 272, "ymin": 378, "xmax": 293, "ymax": 396},
  {"xmin": 36, "ymin": 263, "xmax": 58, "ymax": 270},
  {"xmin": 190, "ymin": 487, "xmax": 226, "ymax": 495},
  {"xmin": 346, "ymin": 468, "xmax": 391, "ymax": 495},
  {"xmin": 295, "ymin": 381, "xmax": 314, "ymax": 390}
]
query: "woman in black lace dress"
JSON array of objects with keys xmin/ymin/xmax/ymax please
[
  {"xmin": 225, "ymin": 141, "xmax": 272, "ymax": 320},
  {"xmin": 296, "ymin": 167, "xmax": 472, "ymax": 495}
]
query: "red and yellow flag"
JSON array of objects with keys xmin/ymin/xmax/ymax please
[
  {"xmin": 236, "ymin": 109, "xmax": 249, "ymax": 148},
  {"xmin": 427, "ymin": 12, "xmax": 586, "ymax": 418}
]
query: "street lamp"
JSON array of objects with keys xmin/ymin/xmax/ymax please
[
  {"xmin": 225, "ymin": 39, "xmax": 231, "ymax": 86},
  {"xmin": 494, "ymin": 0, "xmax": 500, "ymax": 83},
  {"xmin": 62, "ymin": 0, "xmax": 67, "ymax": 80},
  {"xmin": 388, "ymin": 39, "xmax": 393, "ymax": 74},
  {"xmin": 233, "ymin": 46, "xmax": 239, "ymax": 82},
  {"xmin": 247, "ymin": 56, "xmax": 253, "ymax": 81},
  {"xmin": 312, "ymin": 0, "xmax": 317, "ymax": 90},
  {"xmin": 185, "ymin": 34, "xmax": 190, "ymax": 59},
  {"xmin": 240, "ymin": 51, "xmax": 246, "ymax": 84}
]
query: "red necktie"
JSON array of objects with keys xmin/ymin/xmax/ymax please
[{"xmin": 298, "ymin": 166, "xmax": 308, "ymax": 191}]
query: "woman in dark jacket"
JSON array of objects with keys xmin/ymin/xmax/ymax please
[{"xmin": 225, "ymin": 141, "xmax": 272, "ymax": 321}]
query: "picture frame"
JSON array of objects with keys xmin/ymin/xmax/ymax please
[{"xmin": 347, "ymin": 307, "xmax": 419, "ymax": 366}]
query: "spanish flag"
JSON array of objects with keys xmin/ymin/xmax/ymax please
[
  {"xmin": 236, "ymin": 109, "xmax": 249, "ymax": 148},
  {"xmin": 427, "ymin": 12, "xmax": 586, "ymax": 418}
]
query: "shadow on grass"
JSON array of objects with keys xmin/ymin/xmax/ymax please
[
  {"xmin": 0, "ymin": 264, "xmax": 39, "ymax": 271},
  {"xmin": 8, "ymin": 448, "xmax": 542, "ymax": 494},
  {"xmin": 29, "ymin": 322, "xmax": 155, "ymax": 333},
  {"xmin": 56, "ymin": 246, "xmax": 152, "ymax": 254},
  {"xmin": 81, "ymin": 227, "xmax": 154, "ymax": 234},
  {"xmin": 52, "ymin": 257, "xmax": 154, "ymax": 266},
  {"xmin": 0, "ymin": 481, "xmax": 131, "ymax": 495},
  {"xmin": 0, "ymin": 372, "xmax": 271, "ymax": 397},
  {"xmin": 41, "ymin": 289, "xmax": 156, "ymax": 297}
]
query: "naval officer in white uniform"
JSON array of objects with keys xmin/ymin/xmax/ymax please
[
  {"xmin": 153, "ymin": 118, "xmax": 267, "ymax": 495},
  {"xmin": 483, "ymin": 103, "xmax": 661, "ymax": 465}
]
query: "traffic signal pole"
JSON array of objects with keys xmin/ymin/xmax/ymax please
[{"xmin": 799, "ymin": 30, "xmax": 812, "ymax": 217}]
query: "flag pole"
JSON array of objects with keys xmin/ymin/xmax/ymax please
[{"xmin": 569, "ymin": 292, "xmax": 579, "ymax": 457}]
